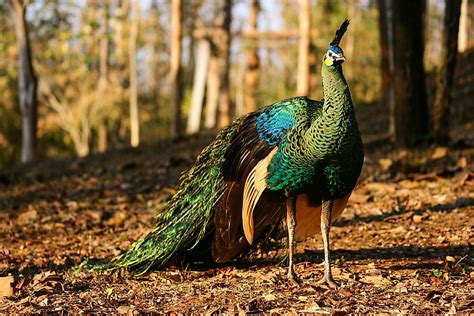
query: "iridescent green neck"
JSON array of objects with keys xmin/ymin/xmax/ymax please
[
  {"xmin": 321, "ymin": 62, "xmax": 352, "ymax": 115},
  {"xmin": 305, "ymin": 61, "xmax": 357, "ymax": 157}
]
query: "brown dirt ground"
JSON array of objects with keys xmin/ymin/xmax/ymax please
[{"xmin": 0, "ymin": 104, "xmax": 473, "ymax": 313}]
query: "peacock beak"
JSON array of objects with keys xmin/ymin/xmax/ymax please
[{"xmin": 335, "ymin": 55, "xmax": 346, "ymax": 62}]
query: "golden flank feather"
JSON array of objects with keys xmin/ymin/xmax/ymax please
[
  {"xmin": 242, "ymin": 147, "xmax": 278, "ymax": 244},
  {"xmin": 294, "ymin": 193, "xmax": 351, "ymax": 241}
]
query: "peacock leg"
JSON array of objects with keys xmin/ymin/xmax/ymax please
[
  {"xmin": 286, "ymin": 196, "xmax": 300, "ymax": 285},
  {"xmin": 317, "ymin": 199, "xmax": 338, "ymax": 288}
]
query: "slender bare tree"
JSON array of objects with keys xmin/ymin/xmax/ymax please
[
  {"xmin": 185, "ymin": 0, "xmax": 203, "ymax": 81},
  {"xmin": 187, "ymin": 39, "xmax": 210, "ymax": 134},
  {"xmin": 244, "ymin": 0, "xmax": 260, "ymax": 114},
  {"xmin": 217, "ymin": 0, "xmax": 233, "ymax": 128},
  {"xmin": 170, "ymin": 0, "xmax": 183, "ymax": 139},
  {"xmin": 97, "ymin": 0, "xmax": 110, "ymax": 152},
  {"xmin": 129, "ymin": 0, "xmax": 140, "ymax": 147},
  {"xmin": 8, "ymin": 0, "xmax": 38, "ymax": 162},
  {"xmin": 297, "ymin": 0, "xmax": 311, "ymax": 96},
  {"xmin": 458, "ymin": 0, "xmax": 469, "ymax": 52},
  {"xmin": 205, "ymin": 53, "xmax": 219, "ymax": 129}
]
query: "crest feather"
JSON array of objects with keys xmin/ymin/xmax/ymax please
[{"xmin": 330, "ymin": 19, "xmax": 350, "ymax": 47}]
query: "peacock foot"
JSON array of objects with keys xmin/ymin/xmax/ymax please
[
  {"xmin": 287, "ymin": 270, "xmax": 302, "ymax": 286},
  {"xmin": 316, "ymin": 274, "xmax": 338, "ymax": 289}
]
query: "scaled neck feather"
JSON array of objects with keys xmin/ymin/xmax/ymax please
[
  {"xmin": 321, "ymin": 63, "xmax": 353, "ymax": 116},
  {"xmin": 304, "ymin": 61, "xmax": 358, "ymax": 157}
]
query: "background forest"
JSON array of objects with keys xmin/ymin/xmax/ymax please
[{"xmin": 1, "ymin": 0, "xmax": 472, "ymax": 167}]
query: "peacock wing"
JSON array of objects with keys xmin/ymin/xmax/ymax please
[
  {"xmin": 213, "ymin": 112, "xmax": 286, "ymax": 263},
  {"xmin": 241, "ymin": 147, "xmax": 278, "ymax": 244},
  {"xmin": 212, "ymin": 167, "xmax": 285, "ymax": 263},
  {"xmin": 213, "ymin": 97, "xmax": 319, "ymax": 263}
]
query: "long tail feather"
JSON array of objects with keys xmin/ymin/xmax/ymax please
[{"xmin": 101, "ymin": 117, "xmax": 247, "ymax": 274}]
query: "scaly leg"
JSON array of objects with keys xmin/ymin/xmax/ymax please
[
  {"xmin": 286, "ymin": 196, "xmax": 300, "ymax": 284},
  {"xmin": 317, "ymin": 199, "xmax": 338, "ymax": 288}
]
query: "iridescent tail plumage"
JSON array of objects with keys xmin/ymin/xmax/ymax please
[{"xmin": 103, "ymin": 117, "xmax": 246, "ymax": 274}]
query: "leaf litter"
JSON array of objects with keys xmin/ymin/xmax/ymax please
[{"xmin": 0, "ymin": 133, "xmax": 472, "ymax": 313}]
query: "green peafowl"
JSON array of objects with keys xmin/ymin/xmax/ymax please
[{"xmin": 106, "ymin": 20, "xmax": 363, "ymax": 288}]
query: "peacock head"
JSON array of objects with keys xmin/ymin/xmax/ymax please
[{"xmin": 324, "ymin": 19, "xmax": 350, "ymax": 67}]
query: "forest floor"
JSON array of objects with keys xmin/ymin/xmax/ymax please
[{"xmin": 0, "ymin": 105, "xmax": 473, "ymax": 313}]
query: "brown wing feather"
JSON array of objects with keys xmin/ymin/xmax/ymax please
[
  {"xmin": 212, "ymin": 179, "xmax": 285, "ymax": 263},
  {"xmin": 242, "ymin": 147, "xmax": 278, "ymax": 245},
  {"xmin": 213, "ymin": 116, "xmax": 285, "ymax": 263}
]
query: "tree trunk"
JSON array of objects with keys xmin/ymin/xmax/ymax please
[
  {"xmin": 9, "ymin": 0, "xmax": 38, "ymax": 163},
  {"xmin": 244, "ymin": 0, "xmax": 260, "ymax": 114},
  {"xmin": 97, "ymin": 0, "xmax": 109, "ymax": 153},
  {"xmin": 432, "ymin": 0, "xmax": 462, "ymax": 143},
  {"xmin": 297, "ymin": 0, "xmax": 311, "ymax": 96},
  {"xmin": 186, "ymin": 0, "xmax": 203, "ymax": 81},
  {"xmin": 170, "ymin": 0, "xmax": 183, "ymax": 139},
  {"xmin": 205, "ymin": 55, "xmax": 220, "ymax": 129},
  {"xmin": 112, "ymin": 0, "xmax": 129, "ymax": 149},
  {"xmin": 148, "ymin": 1, "xmax": 162, "ymax": 111},
  {"xmin": 114, "ymin": 0, "xmax": 129, "ymax": 66},
  {"xmin": 98, "ymin": 122, "xmax": 107, "ymax": 152},
  {"xmin": 217, "ymin": 0, "xmax": 233, "ymax": 128},
  {"xmin": 235, "ymin": 66, "xmax": 245, "ymax": 117},
  {"xmin": 377, "ymin": 0, "xmax": 396, "ymax": 137},
  {"xmin": 382, "ymin": 0, "xmax": 429, "ymax": 147},
  {"xmin": 129, "ymin": 0, "xmax": 140, "ymax": 147},
  {"xmin": 458, "ymin": 0, "xmax": 469, "ymax": 52},
  {"xmin": 187, "ymin": 39, "xmax": 210, "ymax": 135}
]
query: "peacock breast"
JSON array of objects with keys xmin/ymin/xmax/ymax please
[{"xmin": 306, "ymin": 136, "xmax": 363, "ymax": 200}]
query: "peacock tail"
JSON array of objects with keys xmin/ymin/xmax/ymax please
[{"xmin": 106, "ymin": 115, "xmax": 248, "ymax": 274}]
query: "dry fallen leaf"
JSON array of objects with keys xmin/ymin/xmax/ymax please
[
  {"xmin": 359, "ymin": 275, "xmax": 392, "ymax": 287},
  {"xmin": 349, "ymin": 192, "xmax": 369, "ymax": 204},
  {"xmin": 0, "ymin": 275, "xmax": 14, "ymax": 297},
  {"xmin": 339, "ymin": 289, "xmax": 353, "ymax": 298},
  {"xmin": 264, "ymin": 293, "xmax": 277, "ymax": 301},
  {"xmin": 117, "ymin": 306, "xmax": 130, "ymax": 314},
  {"xmin": 106, "ymin": 211, "xmax": 128, "ymax": 227},
  {"xmin": 388, "ymin": 226, "xmax": 407, "ymax": 234},
  {"xmin": 379, "ymin": 158, "xmax": 393, "ymax": 171},
  {"xmin": 365, "ymin": 182, "xmax": 396, "ymax": 193},
  {"xmin": 17, "ymin": 209, "xmax": 37, "ymax": 224},
  {"xmin": 412, "ymin": 215, "xmax": 423, "ymax": 224},
  {"xmin": 457, "ymin": 157, "xmax": 468, "ymax": 168},
  {"xmin": 66, "ymin": 200, "xmax": 79, "ymax": 210},
  {"xmin": 453, "ymin": 172, "xmax": 469, "ymax": 188},
  {"xmin": 431, "ymin": 147, "xmax": 448, "ymax": 160},
  {"xmin": 398, "ymin": 180, "xmax": 419, "ymax": 189},
  {"xmin": 1, "ymin": 128, "xmax": 472, "ymax": 314}
]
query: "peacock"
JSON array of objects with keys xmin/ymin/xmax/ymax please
[{"xmin": 105, "ymin": 20, "xmax": 363, "ymax": 288}]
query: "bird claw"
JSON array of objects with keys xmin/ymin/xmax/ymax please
[
  {"xmin": 316, "ymin": 274, "xmax": 338, "ymax": 289},
  {"xmin": 287, "ymin": 271, "xmax": 302, "ymax": 286}
]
